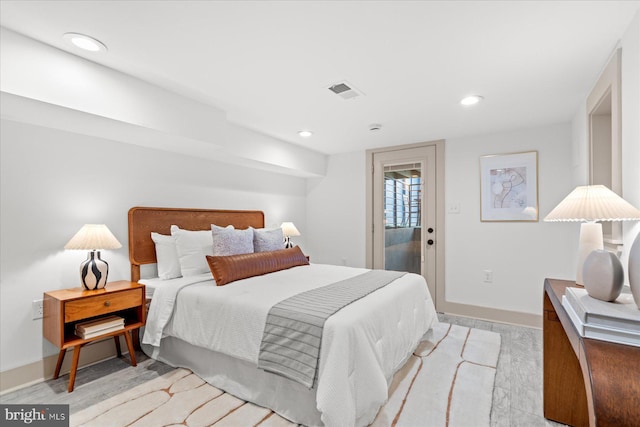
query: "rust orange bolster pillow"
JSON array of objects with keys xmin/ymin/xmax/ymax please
[{"xmin": 206, "ymin": 245, "xmax": 309, "ymax": 286}]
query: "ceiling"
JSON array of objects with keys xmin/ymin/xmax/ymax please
[{"xmin": 1, "ymin": 1, "xmax": 638, "ymax": 155}]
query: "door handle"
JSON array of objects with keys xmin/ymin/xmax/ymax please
[{"xmin": 427, "ymin": 239, "xmax": 434, "ymax": 246}]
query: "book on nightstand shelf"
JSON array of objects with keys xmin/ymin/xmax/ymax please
[
  {"xmin": 75, "ymin": 324, "xmax": 125, "ymax": 340},
  {"xmin": 561, "ymin": 287, "xmax": 640, "ymax": 347},
  {"xmin": 75, "ymin": 315, "xmax": 125, "ymax": 339}
]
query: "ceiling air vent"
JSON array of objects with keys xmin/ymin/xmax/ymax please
[{"xmin": 328, "ymin": 81, "xmax": 363, "ymax": 100}]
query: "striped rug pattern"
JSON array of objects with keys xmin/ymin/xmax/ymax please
[{"xmin": 71, "ymin": 323, "xmax": 500, "ymax": 427}]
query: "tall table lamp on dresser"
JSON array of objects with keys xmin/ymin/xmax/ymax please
[
  {"xmin": 544, "ymin": 185, "xmax": 640, "ymax": 299},
  {"xmin": 64, "ymin": 224, "xmax": 122, "ymax": 290}
]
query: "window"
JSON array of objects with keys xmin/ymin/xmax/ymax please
[{"xmin": 384, "ymin": 164, "xmax": 421, "ymax": 228}]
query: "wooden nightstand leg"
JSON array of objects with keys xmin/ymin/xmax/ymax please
[
  {"xmin": 53, "ymin": 349, "xmax": 66, "ymax": 379},
  {"xmin": 67, "ymin": 345, "xmax": 82, "ymax": 392},
  {"xmin": 114, "ymin": 335, "xmax": 122, "ymax": 357},
  {"xmin": 132, "ymin": 328, "xmax": 141, "ymax": 350},
  {"xmin": 123, "ymin": 331, "xmax": 137, "ymax": 367}
]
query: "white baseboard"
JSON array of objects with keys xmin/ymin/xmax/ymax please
[
  {"xmin": 439, "ymin": 300, "xmax": 542, "ymax": 328},
  {"xmin": 0, "ymin": 335, "xmax": 128, "ymax": 395}
]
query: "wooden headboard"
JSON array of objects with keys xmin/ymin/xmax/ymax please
[{"xmin": 128, "ymin": 207, "xmax": 265, "ymax": 282}]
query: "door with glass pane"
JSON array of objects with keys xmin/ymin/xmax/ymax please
[{"xmin": 372, "ymin": 145, "xmax": 437, "ymax": 303}]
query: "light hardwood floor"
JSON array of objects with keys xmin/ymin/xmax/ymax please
[{"xmin": 1, "ymin": 314, "xmax": 564, "ymax": 426}]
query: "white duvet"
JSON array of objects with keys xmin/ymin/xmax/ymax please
[{"xmin": 142, "ymin": 264, "xmax": 438, "ymax": 426}]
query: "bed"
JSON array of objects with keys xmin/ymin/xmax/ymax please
[{"xmin": 129, "ymin": 206, "xmax": 438, "ymax": 426}]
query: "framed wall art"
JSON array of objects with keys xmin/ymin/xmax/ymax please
[{"xmin": 480, "ymin": 151, "xmax": 538, "ymax": 222}]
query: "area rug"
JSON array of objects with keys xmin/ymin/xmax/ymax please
[{"xmin": 71, "ymin": 323, "xmax": 501, "ymax": 427}]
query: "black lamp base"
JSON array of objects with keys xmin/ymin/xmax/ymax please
[{"xmin": 80, "ymin": 250, "xmax": 109, "ymax": 290}]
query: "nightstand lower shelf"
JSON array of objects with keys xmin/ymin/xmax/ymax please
[
  {"xmin": 53, "ymin": 329, "xmax": 137, "ymax": 393},
  {"xmin": 53, "ymin": 325, "xmax": 140, "ymax": 392}
]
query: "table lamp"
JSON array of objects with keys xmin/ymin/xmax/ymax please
[
  {"xmin": 544, "ymin": 185, "xmax": 640, "ymax": 287},
  {"xmin": 281, "ymin": 222, "xmax": 300, "ymax": 249},
  {"xmin": 64, "ymin": 224, "xmax": 122, "ymax": 290}
]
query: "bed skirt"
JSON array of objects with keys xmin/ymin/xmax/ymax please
[{"xmin": 142, "ymin": 337, "xmax": 324, "ymax": 426}]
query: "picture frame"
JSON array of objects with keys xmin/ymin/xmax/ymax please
[{"xmin": 480, "ymin": 151, "xmax": 538, "ymax": 222}]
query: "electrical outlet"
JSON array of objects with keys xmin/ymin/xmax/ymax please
[
  {"xmin": 482, "ymin": 270, "xmax": 493, "ymax": 283},
  {"xmin": 32, "ymin": 299, "xmax": 44, "ymax": 320}
]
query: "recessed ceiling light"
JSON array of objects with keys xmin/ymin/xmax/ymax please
[
  {"xmin": 460, "ymin": 95, "xmax": 483, "ymax": 106},
  {"xmin": 63, "ymin": 33, "xmax": 107, "ymax": 52},
  {"xmin": 298, "ymin": 130, "xmax": 313, "ymax": 138}
]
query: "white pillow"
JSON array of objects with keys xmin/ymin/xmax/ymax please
[
  {"xmin": 150, "ymin": 232, "xmax": 182, "ymax": 280},
  {"xmin": 211, "ymin": 226, "xmax": 254, "ymax": 256},
  {"xmin": 253, "ymin": 227, "xmax": 285, "ymax": 252},
  {"xmin": 170, "ymin": 225, "xmax": 214, "ymax": 276}
]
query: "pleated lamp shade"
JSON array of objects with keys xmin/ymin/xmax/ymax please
[
  {"xmin": 280, "ymin": 222, "xmax": 301, "ymax": 237},
  {"xmin": 65, "ymin": 224, "xmax": 122, "ymax": 290},
  {"xmin": 64, "ymin": 224, "xmax": 122, "ymax": 250},
  {"xmin": 544, "ymin": 185, "xmax": 640, "ymax": 222},
  {"xmin": 544, "ymin": 185, "xmax": 640, "ymax": 286}
]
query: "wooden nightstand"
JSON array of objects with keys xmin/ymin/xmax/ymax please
[{"xmin": 43, "ymin": 280, "xmax": 146, "ymax": 392}]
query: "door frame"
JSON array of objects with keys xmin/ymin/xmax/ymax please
[
  {"xmin": 365, "ymin": 140, "xmax": 445, "ymax": 311},
  {"xmin": 587, "ymin": 48, "xmax": 622, "ymax": 250}
]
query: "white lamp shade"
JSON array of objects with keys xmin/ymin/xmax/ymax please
[
  {"xmin": 64, "ymin": 224, "xmax": 122, "ymax": 250},
  {"xmin": 280, "ymin": 222, "xmax": 301, "ymax": 237},
  {"xmin": 544, "ymin": 185, "xmax": 640, "ymax": 222}
]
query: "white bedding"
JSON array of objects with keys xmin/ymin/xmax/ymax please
[{"xmin": 142, "ymin": 264, "xmax": 438, "ymax": 426}]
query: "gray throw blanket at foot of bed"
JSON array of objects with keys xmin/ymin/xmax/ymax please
[{"xmin": 258, "ymin": 269, "xmax": 406, "ymax": 388}]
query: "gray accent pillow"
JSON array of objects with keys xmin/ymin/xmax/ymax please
[
  {"xmin": 211, "ymin": 226, "xmax": 254, "ymax": 256},
  {"xmin": 253, "ymin": 227, "xmax": 285, "ymax": 252}
]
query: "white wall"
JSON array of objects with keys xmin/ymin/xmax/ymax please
[
  {"xmin": 306, "ymin": 151, "xmax": 366, "ymax": 267},
  {"xmin": 306, "ymin": 123, "xmax": 577, "ymax": 318},
  {"xmin": 444, "ymin": 124, "xmax": 576, "ymax": 315},
  {"xmin": 571, "ymin": 11, "xmax": 640, "ymax": 276},
  {"xmin": 0, "ymin": 119, "xmax": 308, "ymax": 373},
  {"xmin": 620, "ymin": 11, "xmax": 640, "ymax": 269}
]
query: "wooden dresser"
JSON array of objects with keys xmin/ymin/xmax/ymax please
[{"xmin": 543, "ymin": 278, "xmax": 640, "ymax": 426}]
